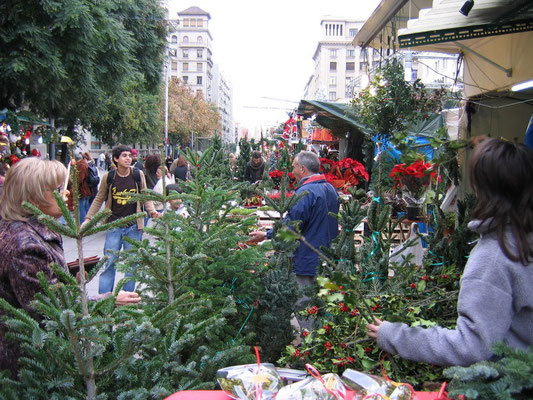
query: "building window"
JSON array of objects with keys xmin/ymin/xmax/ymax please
[
  {"xmin": 183, "ymin": 62, "xmax": 189, "ymax": 71},
  {"xmin": 330, "ymin": 62, "xmax": 337, "ymax": 71},
  {"xmin": 183, "ymin": 18, "xmax": 189, "ymax": 27},
  {"xmin": 183, "ymin": 49, "xmax": 188, "ymax": 58},
  {"xmin": 329, "ymin": 92, "xmax": 336, "ymax": 101},
  {"xmin": 171, "ymin": 61, "xmax": 178, "ymax": 71},
  {"xmin": 349, "ymin": 28, "xmax": 358, "ymax": 37},
  {"xmin": 189, "ymin": 19, "xmax": 196, "ymax": 27},
  {"xmin": 171, "ymin": 35, "xmax": 178, "ymax": 44},
  {"xmin": 330, "ymin": 49, "xmax": 337, "ymax": 58},
  {"xmin": 197, "ymin": 76, "xmax": 202, "ymax": 85},
  {"xmin": 346, "ymin": 62, "xmax": 355, "ymax": 71},
  {"xmin": 197, "ymin": 19, "xmax": 203, "ymax": 27},
  {"xmin": 197, "ymin": 49, "xmax": 203, "ymax": 58},
  {"xmin": 197, "ymin": 36, "xmax": 203, "ymax": 42},
  {"xmin": 183, "ymin": 75, "xmax": 188, "ymax": 84},
  {"xmin": 197, "ymin": 63, "xmax": 203, "ymax": 72},
  {"xmin": 329, "ymin": 76, "xmax": 336, "ymax": 86},
  {"xmin": 183, "ymin": 36, "xmax": 189, "ymax": 43},
  {"xmin": 169, "ymin": 49, "xmax": 177, "ymax": 57},
  {"xmin": 359, "ymin": 61, "xmax": 368, "ymax": 71},
  {"xmin": 347, "ymin": 49, "xmax": 355, "ymax": 58}
]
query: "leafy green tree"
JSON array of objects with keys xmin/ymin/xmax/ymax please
[
  {"xmin": 167, "ymin": 78, "xmax": 220, "ymax": 148},
  {"xmin": 0, "ymin": 0, "xmax": 166, "ymax": 143}
]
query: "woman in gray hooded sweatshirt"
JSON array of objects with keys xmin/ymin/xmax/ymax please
[{"xmin": 367, "ymin": 137, "xmax": 533, "ymax": 366}]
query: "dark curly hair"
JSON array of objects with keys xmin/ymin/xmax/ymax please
[
  {"xmin": 144, "ymin": 153, "xmax": 161, "ymax": 175},
  {"xmin": 469, "ymin": 138, "xmax": 533, "ymax": 264}
]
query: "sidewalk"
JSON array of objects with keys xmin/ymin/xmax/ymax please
[{"xmin": 62, "ymin": 231, "xmax": 107, "ymax": 296}]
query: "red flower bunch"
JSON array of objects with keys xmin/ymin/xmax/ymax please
[
  {"xmin": 10, "ymin": 154, "xmax": 20, "ymax": 165},
  {"xmin": 390, "ymin": 159, "xmax": 438, "ymax": 199},
  {"xmin": 268, "ymin": 169, "xmax": 296, "ymax": 190},
  {"xmin": 319, "ymin": 157, "xmax": 369, "ymax": 191}
]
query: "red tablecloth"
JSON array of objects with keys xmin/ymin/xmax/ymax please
[{"xmin": 164, "ymin": 390, "xmax": 450, "ymax": 400}]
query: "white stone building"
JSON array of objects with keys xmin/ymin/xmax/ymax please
[
  {"xmin": 305, "ymin": 17, "xmax": 461, "ymax": 103},
  {"xmin": 304, "ymin": 18, "xmax": 380, "ymax": 102}
]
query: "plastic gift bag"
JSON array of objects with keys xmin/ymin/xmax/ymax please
[
  {"xmin": 341, "ymin": 369, "xmax": 415, "ymax": 400},
  {"xmin": 216, "ymin": 347, "xmax": 283, "ymax": 400},
  {"xmin": 276, "ymin": 364, "xmax": 354, "ymax": 400}
]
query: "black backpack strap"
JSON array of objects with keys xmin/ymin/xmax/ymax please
[
  {"xmin": 106, "ymin": 169, "xmax": 116, "ymax": 187},
  {"xmin": 133, "ymin": 167, "xmax": 141, "ymax": 187}
]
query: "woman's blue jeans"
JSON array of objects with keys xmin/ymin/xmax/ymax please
[{"xmin": 98, "ymin": 224, "xmax": 142, "ymax": 294}]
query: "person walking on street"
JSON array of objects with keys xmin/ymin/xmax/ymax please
[
  {"xmin": 83, "ymin": 145, "xmax": 161, "ymax": 294},
  {"xmin": 143, "ymin": 153, "xmax": 160, "ymax": 190},
  {"xmin": 244, "ymin": 151, "xmax": 265, "ymax": 183},
  {"xmin": 74, "ymin": 153, "xmax": 93, "ymax": 222},
  {"xmin": 83, "ymin": 152, "xmax": 99, "ymax": 206},
  {"xmin": 131, "ymin": 149, "xmax": 144, "ymax": 171},
  {"xmin": 249, "ymin": 151, "xmax": 339, "ymax": 329},
  {"xmin": 98, "ymin": 152, "xmax": 106, "ymax": 169},
  {"xmin": 172, "ymin": 154, "xmax": 191, "ymax": 182}
]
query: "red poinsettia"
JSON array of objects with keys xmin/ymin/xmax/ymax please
[
  {"xmin": 390, "ymin": 159, "xmax": 438, "ymax": 199},
  {"xmin": 268, "ymin": 169, "xmax": 296, "ymax": 190},
  {"xmin": 10, "ymin": 154, "xmax": 20, "ymax": 165},
  {"xmin": 319, "ymin": 157, "xmax": 368, "ymax": 191}
]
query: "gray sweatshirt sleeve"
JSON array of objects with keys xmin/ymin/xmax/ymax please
[{"xmin": 377, "ymin": 246, "xmax": 514, "ymax": 366}]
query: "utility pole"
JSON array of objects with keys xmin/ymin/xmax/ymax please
[{"xmin": 164, "ymin": 58, "xmax": 169, "ymax": 157}]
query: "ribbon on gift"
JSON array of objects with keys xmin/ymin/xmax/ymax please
[
  {"xmin": 305, "ymin": 363, "xmax": 343, "ymax": 399},
  {"xmin": 369, "ymin": 353, "xmax": 416, "ymax": 400},
  {"xmin": 253, "ymin": 346, "xmax": 263, "ymax": 400}
]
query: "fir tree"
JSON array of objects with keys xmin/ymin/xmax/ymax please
[
  {"xmin": 445, "ymin": 343, "xmax": 533, "ymax": 400},
  {"xmin": 254, "ymin": 173, "xmax": 301, "ymax": 362}
]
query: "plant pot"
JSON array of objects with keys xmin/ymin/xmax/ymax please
[{"xmin": 406, "ymin": 205, "xmax": 421, "ymax": 220}]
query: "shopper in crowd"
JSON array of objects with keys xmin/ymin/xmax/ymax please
[
  {"xmin": 143, "ymin": 153, "xmax": 160, "ymax": 190},
  {"xmin": 98, "ymin": 152, "xmax": 106, "ymax": 169},
  {"xmin": 244, "ymin": 151, "xmax": 265, "ymax": 183},
  {"xmin": 165, "ymin": 154, "xmax": 173, "ymax": 171},
  {"xmin": 249, "ymin": 151, "xmax": 339, "ymax": 329},
  {"xmin": 131, "ymin": 149, "xmax": 144, "ymax": 171},
  {"xmin": 152, "ymin": 165, "xmax": 175, "ymax": 215},
  {"xmin": 83, "ymin": 145, "xmax": 161, "ymax": 294},
  {"xmin": 74, "ymin": 153, "xmax": 93, "ymax": 222},
  {"xmin": 83, "ymin": 152, "xmax": 99, "ymax": 205},
  {"xmin": 0, "ymin": 157, "xmax": 140, "ymax": 378},
  {"xmin": 173, "ymin": 154, "xmax": 190, "ymax": 182},
  {"xmin": 228, "ymin": 153, "xmax": 237, "ymax": 171},
  {"xmin": 367, "ymin": 138, "xmax": 533, "ymax": 366}
]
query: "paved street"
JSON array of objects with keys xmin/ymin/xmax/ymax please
[{"xmin": 62, "ymin": 230, "xmax": 107, "ymax": 296}]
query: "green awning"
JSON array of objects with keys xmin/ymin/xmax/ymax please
[{"xmin": 297, "ymin": 100, "xmax": 371, "ymax": 136}]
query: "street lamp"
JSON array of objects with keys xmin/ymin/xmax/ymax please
[{"xmin": 164, "ymin": 52, "xmax": 169, "ymax": 158}]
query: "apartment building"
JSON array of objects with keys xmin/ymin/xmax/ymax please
[
  {"xmin": 166, "ymin": 6, "xmax": 234, "ymax": 144},
  {"xmin": 168, "ymin": 7, "xmax": 213, "ymax": 101},
  {"xmin": 305, "ymin": 17, "xmax": 461, "ymax": 103},
  {"xmin": 212, "ymin": 64, "xmax": 234, "ymax": 144},
  {"xmin": 304, "ymin": 18, "xmax": 380, "ymax": 102}
]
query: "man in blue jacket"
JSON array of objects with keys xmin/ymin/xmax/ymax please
[{"xmin": 250, "ymin": 151, "xmax": 339, "ymax": 328}]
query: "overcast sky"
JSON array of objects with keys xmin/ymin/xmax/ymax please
[{"xmin": 167, "ymin": 0, "xmax": 381, "ymax": 133}]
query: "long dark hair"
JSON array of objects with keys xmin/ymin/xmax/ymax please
[
  {"xmin": 144, "ymin": 154, "xmax": 161, "ymax": 175},
  {"xmin": 469, "ymin": 138, "xmax": 533, "ymax": 264}
]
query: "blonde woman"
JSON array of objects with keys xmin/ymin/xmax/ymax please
[{"xmin": 0, "ymin": 157, "xmax": 140, "ymax": 378}]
